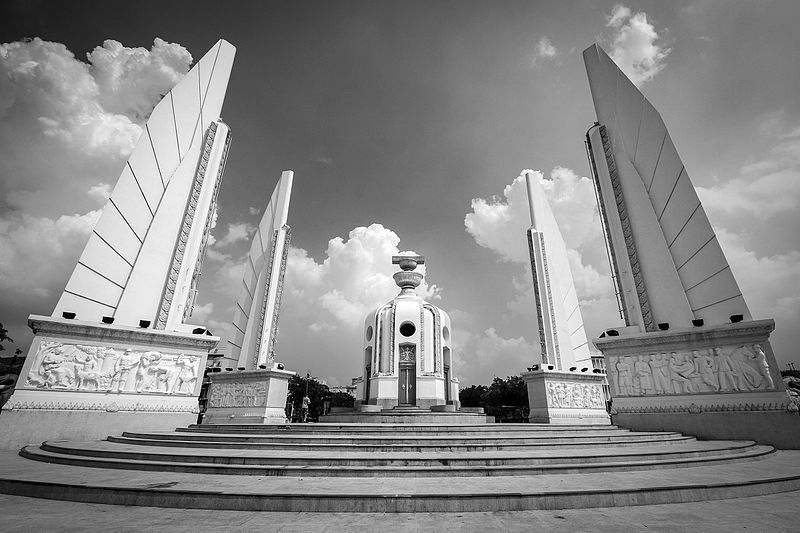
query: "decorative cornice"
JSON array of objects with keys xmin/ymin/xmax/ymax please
[
  {"xmin": 615, "ymin": 400, "xmax": 790, "ymax": 414},
  {"xmin": 599, "ymin": 125, "xmax": 654, "ymax": 331},
  {"xmin": 527, "ymin": 229, "xmax": 548, "ymax": 364},
  {"xmin": 253, "ymin": 229, "xmax": 280, "ymax": 369},
  {"xmin": 184, "ymin": 124, "xmax": 231, "ymax": 322},
  {"xmin": 157, "ymin": 122, "xmax": 218, "ymax": 329},
  {"xmin": 267, "ymin": 226, "xmax": 292, "ymax": 362},
  {"xmin": 6, "ymin": 399, "xmax": 199, "ymax": 413},
  {"xmin": 594, "ymin": 319, "xmax": 775, "ymax": 354},
  {"xmin": 28, "ymin": 315, "xmax": 219, "ymax": 350}
]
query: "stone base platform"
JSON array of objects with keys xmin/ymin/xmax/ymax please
[
  {"xmin": 320, "ymin": 405, "xmax": 493, "ymax": 424},
  {"xmin": 1, "ymin": 422, "xmax": 800, "ymax": 511}
]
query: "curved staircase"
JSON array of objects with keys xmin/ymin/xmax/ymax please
[{"xmin": 2, "ymin": 422, "xmax": 799, "ymax": 512}]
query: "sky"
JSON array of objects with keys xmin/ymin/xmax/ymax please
[{"xmin": 1, "ymin": 1, "xmax": 799, "ymax": 386}]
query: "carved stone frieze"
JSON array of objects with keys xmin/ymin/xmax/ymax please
[
  {"xmin": 207, "ymin": 381, "xmax": 268, "ymax": 408},
  {"xmin": 606, "ymin": 343, "xmax": 778, "ymax": 398},
  {"xmin": 24, "ymin": 341, "xmax": 201, "ymax": 395},
  {"xmin": 546, "ymin": 381, "xmax": 605, "ymax": 409}
]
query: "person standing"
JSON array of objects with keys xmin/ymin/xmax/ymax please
[{"xmin": 301, "ymin": 395, "xmax": 310, "ymax": 423}]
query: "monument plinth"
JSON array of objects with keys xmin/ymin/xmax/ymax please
[
  {"xmin": 522, "ymin": 367, "xmax": 610, "ymax": 425},
  {"xmin": 2, "ymin": 316, "xmax": 218, "ymax": 449},
  {"xmin": 519, "ymin": 171, "xmax": 608, "ymax": 424},
  {"xmin": 202, "ymin": 171, "xmax": 296, "ymax": 425},
  {"xmin": 203, "ymin": 368, "xmax": 295, "ymax": 424},
  {"xmin": 583, "ymin": 43, "xmax": 798, "ymax": 447},
  {"xmin": 0, "ymin": 40, "xmax": 236, "ymax": 450}
]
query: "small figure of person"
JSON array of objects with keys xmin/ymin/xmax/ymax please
[
  {"xmin": 300, "ymin": 395, "xmax": 310, "ymax": 423},
  {"xmin": 323, "ymin": 396, "xmax": 331, "ymax": 415}
]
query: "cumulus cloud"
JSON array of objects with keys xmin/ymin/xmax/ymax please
[
  {"xmin": 533, "ymin": 37, "xmax": 558, "ymax": 65},
  {"xmin": 214, "ymin": 222, "xmax": 254, "ymax": 247},
  {"xmin": 716, "ymin": 227, "xmax": 800, "ymax": 363},
  {"xmin": 455, "ymin": 324, "xmax": 539, "ymax": 386},
  {"xmin": 697, "ymin": 124, "xmax": 800, "ymax": 219},
  {"xmin": 606, "ymin": 4, "xmax": 670, "ymax": 86},
  {"xmin": 198, "ymin": 223, "xmax": 441, "ymax": 382},
  {"xmin": 465, "ymin": 168, "xmax": 621, "ymax": 356},
  {"xmin": 0, "ymin": 37, "xmax": 190, "ymax": 342}
]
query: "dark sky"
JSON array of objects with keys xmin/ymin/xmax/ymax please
[{"xmin": 2, "ymin": 1, "xmax": 799, "ymax": 383}]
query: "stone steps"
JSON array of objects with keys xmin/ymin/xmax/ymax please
[
  {"xmin": 180, "ymin": 423, "xmax": 624, "ymax": 435},
  {"xmin": 3, "ymin": 422, "xmax": 800, "ymax": 511},
  {"xmin": 2, "ymin": 449, "xmax": 799, "ymax": 511},
  {"xmin": 19, "ymin": 439, "xmax": 771, "ymax": 476},
  {"xmin": 109, "ymin": 432, "xmax": 695, "ymax": 451}
]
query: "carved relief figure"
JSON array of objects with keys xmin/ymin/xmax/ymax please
[
  {"xmin": 135, "ymin": 351, "xmax": 163, "ymax": 393},
  {"xmin": 728, "ymin": 348, "xmax": 762, "ymax": 390},
  {"xmin": 752, "ymin": 344, "xmax": 775, "ymax": 389},
  {"xmin": 668, "ymin": 352, "xmax": 696, "ymax": 393},
  {"xmin": 74, "ymin": 346, "xmax": 107, "ymax": 390},
  {"xmin": 713, "ymin": 347, "xmax": 741, "ymax": 392},
  {"xmin": 170, "ymin": 355, "xmax": 199, "ymax": 395},
  {"xmin": 634, "ymin": 355, "xmax": 654, "ymax": 395},
  {"xmin": 649, "ymin": 353, "xmax": 670, "ymax": 394},
  {"xmin": 111, "ymin": 349, "xmax": 140, "ymax": 392},
  {"xmin": 615, "ymin": 357, "xmax": 634, "ymax": 395},
  {"xmin": 693, "ymin": 349, "xmax": 719, "ymax": 392}
]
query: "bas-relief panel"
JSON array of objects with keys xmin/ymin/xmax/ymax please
[
  {"xmin": 546, "ymin": 382, "xmax": 605, "ymax": 409},
  {"xmin": 207, "ymin": 382, "xmax": 267, "ymax": 408},
  {"xmin": 25, "ymin": 341, "xmax": 201, "ymax": 395},
  {"xmin": 607, "ymin": 343, "xmax": 775, "ymax": 397}
]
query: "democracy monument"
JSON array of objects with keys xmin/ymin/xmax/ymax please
[{"xmin": 0, "ymin": 40, "xmax": 798, "ymax": 513}]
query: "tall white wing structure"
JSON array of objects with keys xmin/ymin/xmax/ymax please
[
  {"xmin": 53, "ymin": 40, "xmax": 236, "ymax": 331},
  {"xmin": 525, "ymin": 172, "xmax": 590, "ymax": 370},
  {"xmin": 583, "ymin": 44, "xmax": 750, "ymax": 332},
  {"xmin": 228, "ymin": 171, "xmax": 294, "ymax": 369}
]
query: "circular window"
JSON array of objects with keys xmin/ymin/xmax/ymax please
[
  {"xmin": 399, "ymin": 321, "xmax": 416, "ymax": 337},
  {"xmin": 366, "ymin": 326, "xmax": 373, "ymax": 342},
  {"xmin": 442, "ymin": 326, "xmax": 450, "ymax": 342}
]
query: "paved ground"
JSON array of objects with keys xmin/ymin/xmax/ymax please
[{"xmin": 0, "ymin": 490, "xmax": 797, "ymax": 532}]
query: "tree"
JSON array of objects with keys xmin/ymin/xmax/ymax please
[
  {"xmin": 287, "ymin": 373, "xmax": 330, "ymax": 421},
  {"xmin": 330, "ymin": 391, "xmax": 355, "ymax": 408},
  {"xmin": 0, "ymin": 323, "xmax": 12, "ymax": 352},
  {"xmin": 459, "ymin": 376, "xmax": 529, "ymax": 422},
  {"xmin": 459, "ymin": 384, "xmax": 488, "ymax": 408}
]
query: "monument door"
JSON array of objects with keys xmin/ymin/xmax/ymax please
[
  {"xmin": 364, "ymin": 365, "xmax": 371, "ymax": 402},
  {"xmin": 399, "ymin": 364, "xmax": 416, "ymax": 405}
]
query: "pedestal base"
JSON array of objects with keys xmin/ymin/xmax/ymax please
[
  {"xmin": 521, "ymin": 369, "xmax": 610, "ymax": 425},
  {"xmin": 203, "ymin": 368, "xmax": 295, "ymax": 424},
  {"xmin": 0, "ymin": 315, "xmax": 218, "ymax": 451},
  {"xmin": 594, "ymin": 319, "xmax": 799, "ymax": 448}
]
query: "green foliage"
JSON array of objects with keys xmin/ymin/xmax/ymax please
[
  {"xmin": 458, "ymin": 384, "xmax": 488, "ymax": 408},
  {"xmin": 287, "ymin": 374, "xmax": 330, "ymax": 421},
  {"xmin": 330, "ymin": 391, "xmax": 355, "ymax": 408},
  {"xmin": 459, "ymin": 375, "xmax": 529, "ymax": 422},
  {"xmin": 0, "ymin": 323, "xmax": 12, "ymax": 352}
]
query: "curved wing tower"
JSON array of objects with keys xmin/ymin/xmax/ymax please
[{"xmin": 53, "ymin": 40, "xmax": 236, "ymax": 331}]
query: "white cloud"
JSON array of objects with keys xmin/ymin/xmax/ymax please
[
  {"xmin": 0, "ymin": 210, "xmax": 100, "ymax": 303},
  {"xmin": 198, "ymin": 223, "xmax": 441, "ymax": 383},
  {"xmin": 606, "ymin": 4, "xmax": 670, "ymax": 86},
  {"xmin": 0, "ymin": 37, "xmax": 190, "ymax": 342},
  {"xmin": 716, "ymin": 227, "xmax": 800, "ymax": 365},
  {"xmin": 215, "ymin": 222, "xmax": 254, "ymax": 247},
  {"xmin": 455, "ymin": 326, "xmax": 538, "ymax": 385},
  {"xmin": 465, "ymin": 168, "xmax": 604, "ymax": 266},
  {"xmin": 465, "ymin": 168, "xmax": 621, "ymax": 357},
  {"xmin": 533, "ymin": 37, "xmax": 558, "ymax": 65},
  {"xmin": 88, "ymin": 38, "xmax": 192, "ymax": 121},
  {"xmin": 698, "ymin": 124, "xmax": 800, "ymax": 219},
  {"xmin": 248, "ymin": 207, "xmax": 261, "ymax": 216}
]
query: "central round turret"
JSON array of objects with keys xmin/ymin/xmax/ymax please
[{"xmin": 357, "ymin": 255, "xmax": 457, "ymax": 409}]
